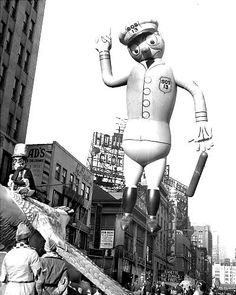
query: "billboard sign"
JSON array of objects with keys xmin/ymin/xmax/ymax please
[{"xmin": 88, "ymin": 132, "xmax": 125, "ymax": 189}]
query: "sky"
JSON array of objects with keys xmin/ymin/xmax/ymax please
[{"xmin": 26, "ymin": 0, "xmax": 236, "ymax": 257}]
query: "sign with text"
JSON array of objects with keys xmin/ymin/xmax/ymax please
[
  {"xmin": 100, "ymin": 230, "xmax": 114, "ymax": 249},
  {"xmin": 88, "ymin": 132, "xmax": 125, "ymax": 189},
  {"xmin": 27, "ymin": 144, "xmax": 53, "ymax": 186}
]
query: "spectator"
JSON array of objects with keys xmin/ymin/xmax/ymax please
[
  {"xmin": 0, "ymin": 222, "xmax": 41, "ymax": 295},
  {"xmin": 37, "ymin": 238, "xmax": 68, "ymax": 294},
  {"xmin": 78, "ymin": 278, "xmax": 92, "ymax": 295},
  {"xmin": 146, "ymin": 279, "xmax": 152, "ymax": 295},
  {"xmin": 156, "ymin": 282, "xmax": 161, "ymax": 295},
  {"xmin": 193, "ymin": 281, "xmax": 207, "ymax": 295},
  {"xmin": 176, "ymin": 283, "xmax": 183, "ymax": 295},
  {"xmin": 160, "ymin": 282, "xmax": 168, "ymax": 295},
  {"xmin": 133, "ymin": 275, "xmax": 142, "ymax": 295},
  {"xmin": 151, "ymin": 281, "xmax": 157, "ymax": 295}
]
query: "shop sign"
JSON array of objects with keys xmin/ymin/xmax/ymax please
[{"xmin": 100, "ymin": 230, "xmax": 114, "ymax": 249}]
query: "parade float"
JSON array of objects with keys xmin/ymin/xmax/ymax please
[{"xmin": 0, "ymin": 184, "xmax": 130, "ymax": 295}]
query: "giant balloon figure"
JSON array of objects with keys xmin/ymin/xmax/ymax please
[{"xmin": 95, "ymin": 20, "xmax": 213, "ymax": 232}]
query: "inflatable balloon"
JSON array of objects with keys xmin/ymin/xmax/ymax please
[{"xmin": 95, "ymin": 19, "xmax": 213, "ymax": 232}]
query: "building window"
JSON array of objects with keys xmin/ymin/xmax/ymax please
[
  {"xmin": 62, "ymin": 168, "xmax": 67, "ymax": 184},
  {"xmin": 0, "ymin": 150, "xmax": 12, "ymax": 185},
  {"xmin": 0, "ymin": 21, "xmax": 7, "ymax": 45},
  {"xmin": 85, "ymin": 186, "xmax": 90, "ymax": 200},
  {"xmin": 0, "ymin": 64, "xmax": 7, "ymax": 90},
  {"xmin": 52, "ymin": 190, "xmax": 64, "ymax": 207},
  {"xmin": 23, "ymin": 50, "xmax": 30, "ymax": 73},
  {"xmin": 69, "ymin": 174, "xmax": 74, "ymax": 190},
  {"xmin": 67, "ymin": 226, "xmax": 76, "ymax": 245},
  {"xmin": 33, "ymin": 0, "xmax": 39, "ymax": 11},
  {"xmin": 11, "ymin": 0, "xmax": 18, "ymax": 20},
  {"xmin": 75, "ymin": 178, "xmax": 79, "ymax": 193},
  {"xmin": 5, "ymin": 29, "xmax": 13, "ymax": 54},
  {"xmin": 4, "ymin": 0, "xmax": 11, "ymax": 12},
  {"xmin": 55, "ymin": 163, "xmax": 61, "ymax": 181},
  {"xmin": 6, "ymin": 113, "xmax": 14, "ymax": 136},
  {"xmin": 80, "ymin": 182, "xmax": 85, "ymax": 197},
  {"xmin": 29, "ymin": 20, "xmax": 35, "ymax": 41},
  {"xmin": 79, "ymin": 207, "xmax": 87, "ymax": 222},
  {"xmin": 17, "ymin": 43, "xmax": 24, "ymax": 66},
  {"xmin": 23, "ymin": 12, "xmax": 29, "ymax": 34},
  {"xmin": 12, "ymin": 77, "xmax": 19, "ymax": 102},
  {"xmin": 14, "ymin": 119, "xmax": 20, "ymax": 140},
  {"xmin": 19, "ymin": 83, "xmax": 25, "ymax": 107},
  {"xmin": 79, "ymin": 232, "xmax": 87, "ymax": 250}
]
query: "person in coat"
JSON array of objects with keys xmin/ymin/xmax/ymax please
[
  {"xmin": 0, "ymin": 222, "xmax": 41, "ymax": 295},
  {"xmin": 36, "ymin": 238, "xmax": 68, "ymax": 295}
]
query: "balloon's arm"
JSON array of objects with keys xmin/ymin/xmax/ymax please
[
  {"xmin": 175, "ymin": 77, "xmax": 207, "ymax": 122},
  {"xmin": 175, "ymin": 76, "xmax": 213, "ymax": 151},
  {"xmin": 95, "ymin": 34, "xmax": 128, "ymax": 88}
]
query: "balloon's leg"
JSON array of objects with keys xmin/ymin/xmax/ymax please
[
  {"xmin": 120, "ymin": 187, "xmax": 137, "ymax": 230},
  {"xmin": 146, "ymin": 189, "xmax": 161, "ymax": 233}
]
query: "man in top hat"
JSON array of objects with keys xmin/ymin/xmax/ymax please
[
  {"xmin": 95, "ymin": 19, "xmax": 213, "ymax": 232},
  {"xmin": 8, "ymin": 143, "xmax": 36, "ymax": 197},
  {"xmin": 0, "ymin": 222, "xmax": 41, "ymax": 295},
  {"xmin": 36, "ymin": 238, "xmax": 68, "ymax": 295}
]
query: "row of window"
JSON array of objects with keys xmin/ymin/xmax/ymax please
[
  {"xmin": 3, "ymin": 0, "xmax": 18, "ymax": 20},
  {"xmin": 6, "ymin": 112, "xmax": 20, "ymax": 140},
  {"xmin": 3, "ymin": 0, "xmax": 39, "ymax": 14},
  {"xmin": 55, "ymin": 163, "xmax": 91, "ymax": 201},
  {"xmin": 1, "ymin": 22, "xmax": 33, "ymax": 71}
]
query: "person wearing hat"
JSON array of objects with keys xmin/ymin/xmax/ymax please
[
  {"xmin": 8, "ymin": 143, "xmax": 36, "ymax": 198},
  {"xmin": 193, "ymin": 281, "xmax": 207, "ymax": 295},
  {"xmin": 36, "ymin": 238, "xmax": 68, "ymax": 295},
  {"xmin": 95, "ymin": 20, "xmax": 213, "ymax": 231},
  {"xmin": 0, "ymin": 222, "xmax": 41, "ymax": 295}
]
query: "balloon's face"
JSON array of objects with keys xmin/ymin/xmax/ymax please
[
  {"xmin": 12, "ymin": 156, "xmax": 26, "ymax": 170},
  {"xmin": 128, "ymin": 32, "xmax": 165, "ymax": 62}
]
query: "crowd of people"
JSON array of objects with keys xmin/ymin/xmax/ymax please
[
  {"xmin": 129, "ymin": 276, "xmax": 212, "ymax": 295},
  {"xmin": 0, "ymin": 221, "xmax": 220, "ymax": 295},
  {"xmin": 0, "ymin": 222, "xmax": 104, "ymax": 295}
]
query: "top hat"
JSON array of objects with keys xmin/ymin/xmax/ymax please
[{"xmin": 12, "ymin": 143, "xmax": 28, "ymax": 158}]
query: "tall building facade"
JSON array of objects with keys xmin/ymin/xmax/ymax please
[
  {"xmin": 212, "ymin": 231, "xmax": 220, "ymax": 264},
  {"xmin": 0, "ymin": 0, "xmax": 46, "ymax": 184},
  {"xmin": 191, "ymin": 225, "xmax": 213, "ymax": 257},
  {"xmin": 90, "ymin": 183, "xmax": 169, "ymax": 287},
  {"xmin": 27, "ymin": 141, "xmax": 94, "ymax": 250},
  {"xmin": 191, "ymin": 225, "xmax": 213, "ymax": 287},
  {"xmin": 213, "ymin": 262, "xmax": 236, "ymax": 286}
]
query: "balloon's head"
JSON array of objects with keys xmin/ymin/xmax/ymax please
[{"xmin": 119, "ymin": 20, "xmax": 165, "ymax": 62}]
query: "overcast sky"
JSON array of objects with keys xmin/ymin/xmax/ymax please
[{"xmin": 26, "ymin": 0, "xmax": 236, "ymax": 257}]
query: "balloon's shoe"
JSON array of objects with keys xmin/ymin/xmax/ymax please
[
  {"xmin": 120, "ymin": 213, "xmax": 132, "ymax": 230},
  {"xmin": 147, "ymin": 215, "xmax": 158, "ymax": 233}
]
